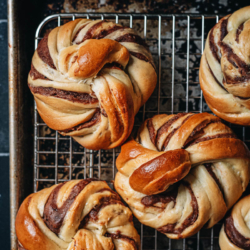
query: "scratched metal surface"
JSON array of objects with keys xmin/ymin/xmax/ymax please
[{"xmin": 43, "ymin": 0, "xmax": 247, "ymax": 15}]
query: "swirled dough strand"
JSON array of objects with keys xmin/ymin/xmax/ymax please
[
  {"xmin": 15, "ymin": 179, "xmax": 140, "ymax": 250},
  {"xmin": 28, "ymin": 19, "xmax": 157, "ymax": 150},
  {"xmin": 200, "ymin": 6, "xmax": 250, "ymax": 125},
  {"xmin": 115, "ymin": 112, "xmax": 250, "ymax": 239},
  {"xmin": 219, "ymin": 194, "xmax": 250, "ymax": 250}
]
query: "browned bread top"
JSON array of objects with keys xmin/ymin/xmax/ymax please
[
  {"xmin": 200, "ymin": 6, "xmax": 250, "ymax": 125},
  {"xmin": 115, "ymin": 112, "xmax": 250, "ymax": 239},
  {"xmin": 28, "ymin": 19, "xmax": 157, "ymax": 150},
  {"xmin": 16, "ymin": 179, "xmax": 140, "ymax": 250}
]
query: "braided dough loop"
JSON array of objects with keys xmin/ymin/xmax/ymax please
[
  {"xmin": 28, "ymin": 19, "xmax": 157, "ymax": 150},
  {"xmin": 115, "ymin": 112, "xmax": 250, "ymax": 239},
  {"xmin": 200, "ymin": 6, "xmax": 250, "ymax": 125},
  {"xmin": 15, "ymin": 179, "xmax": 140, "ymax": 250},
  {"xmin": 219, "ymin": 195, "xmax": 250, "ymax": 250}
]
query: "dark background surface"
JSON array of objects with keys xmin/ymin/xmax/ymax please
[{"xmin": 1, "ymin": 0, "xmax": 250, "ymax": 249}]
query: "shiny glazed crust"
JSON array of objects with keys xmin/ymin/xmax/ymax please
[
  {"xmin": 28, "ymin": 19, "xmax": 157, "ymax": 150},
  {"xmin": 200, "ymin": 6, "xmax": 250, "ymax": 125},
  {"xmin": 114, "ymin": 112, "xmax": 250, "ymax": 239},
  {"xmin": 219, "ymin": 195, "xmax": 250, "ymax": 250},
  {"xmin": 15, "ymin": 179, "xmax": 140, "ymax": 250}
]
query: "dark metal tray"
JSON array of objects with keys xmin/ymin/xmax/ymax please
[{"xmin": 8, "ymin": 1, "xmax": 250, "ymax": 249}]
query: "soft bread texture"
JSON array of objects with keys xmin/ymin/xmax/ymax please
[
  {"xmin": 115, "ymin": 112, "xmax": 250, "ymax": 239},
  {"xmin": 15, "ymin": 179, "xmax": 140, "ymax": 250},
  {"xmin": 118, "ymin": 142, "xmax": 191, "ymax": 195},
  {"xmin": 200, "ymin": 6, "xmax": 250, "ymax": 125},
  {"xmin": 219, "ymin": 195, "xmax": 250, "ymax": 250},
  {"xmin": 28, "ymin": 19, "xmax": 157, "ymax": 150}
]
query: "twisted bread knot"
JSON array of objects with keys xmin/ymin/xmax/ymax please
[
  {"xmin": 15, "ymin": 179, "xmax": 140, "ymax": 250},
  {"xmin": 219, "ymin": 195, "xmax": 250, "ymax": 250},
  {"xmin": 28, "ymin": 19, "xmax": 157, "ymax": 150},
  {"xmin": 200, "ymin": 6, "xmax": 250, "ymax": 125},
  {"xmin": 115, "ymin": 112, "xmax": 250, "ymax": 239}
]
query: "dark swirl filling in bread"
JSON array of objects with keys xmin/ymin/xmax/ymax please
[
  {"xmin": 224, "ymin": 216, "xmax": 250, "ymax": 249},
  {"xmin": 43, "ymin": 179, "xmax": 97, "ymax": 234},
  {"xmin": 157, "ymin": 182, "xmax": 198, "ymax": 235}
]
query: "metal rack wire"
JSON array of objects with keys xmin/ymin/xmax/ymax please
[{"xmin": 33, "ymin": 13, "xmax": 249, "ymax": 250}]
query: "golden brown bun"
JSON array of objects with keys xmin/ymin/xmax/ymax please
[
  {"xmin": 115, "ymin": 112, "xmax": 250, "ymax": 239},
  {"xmin": 200, "ymin": 6, "xmax": 250, "ymax": 125},
  {"xmin": 28, "ymin": 19, "xmax": 157, "ymax": 150},
  {"xmin": 219, "ymin": 195, "xmax": 250, "ymax": 250},
  {"xmin": 117, "ymin": 141, "xmax": 191, "ymax": 195},
  {"xmin": 15, "ymin": 179, "xmax": 140, "ymax": 250}
]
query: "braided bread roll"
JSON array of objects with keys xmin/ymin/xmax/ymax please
[
  {"xmin": 28, "ymin": 19, "xmax": 157, "ymax": 150},
  {"xmin": 114, "ymin": 112, "xmax": 250, "ymax": 239},
  {"xmin": 15, "ymin": 179, "xmax": 140, "ymax": 250},
  {"xmin": 200, "ymin": 6, "xmax": 250, "ymax": 125},
  {"xmin": 219, "ymin": 195, "xmax": 250, "ymax": 250}
]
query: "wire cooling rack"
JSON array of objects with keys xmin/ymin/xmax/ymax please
[{"xmin": 33, "ymin": 13, "xmax": 250, "ymax": 250}]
